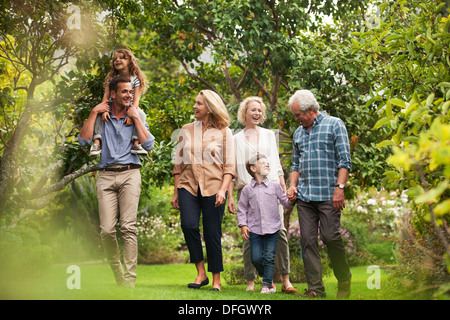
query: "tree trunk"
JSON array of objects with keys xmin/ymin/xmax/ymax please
[{"xmin": 0, "ymin": 81, "xmax": 36, "ymax": 214}]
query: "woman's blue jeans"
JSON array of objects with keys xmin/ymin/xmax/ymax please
[{"xmin": 249, "ymin": 231, "xmax": 279, "ymax": 287}]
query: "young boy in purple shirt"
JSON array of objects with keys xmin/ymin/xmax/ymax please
[{"xmin": 237, "ymin": 153, "xmax": 295, "ymax": 294}]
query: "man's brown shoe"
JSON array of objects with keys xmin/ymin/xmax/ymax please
[{"xmin": 337, "ymin": 277, "xmax": 351, "ymax": 298}]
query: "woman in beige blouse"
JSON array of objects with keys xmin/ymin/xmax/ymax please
[{"xmin": 171, "ymin": 90, "xmax": 235, "ymax": 292}]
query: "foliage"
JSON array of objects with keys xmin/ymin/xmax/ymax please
[
  {"xmin": 0, "ymin": 223, "xmax": 53, "ymax": 279},
  {"xmin": 129, "ymin": 0, "xmax": 362, "ymax": 106},
  {"xmin": 389, "ymin": 214, "xmax": 450, "ymax": 299},
  {"xmin": 29, "ymin": 175, "xmax": 105, "ymax": 263},
  {"xmin": 350, "ymin": 0, "xmax": 450, "ymax": 295},
  {"xmin": 137, "ymin": 214, "xmax": 187, "ymax": 264},
  {"xmin": 137, "ymin": 184, "xmax": 187, "ymax": 264},
  {"xmin": 222, "ymin": 263, "xmax": 248, "ymax": 285},
  {"xmin": 0, "ymin": 0, "xmax": 109, "ymax": 215},
  {"xmin": 343, "ymin": 187, "xmax": 409, "ymax": 264},
  {"xmin": 353, "ymin": 0, "xmax": 450, "ymax": 211},
  {"xmin": 0, "ymin": 0, "xmax": 387, "ymax": 218}
]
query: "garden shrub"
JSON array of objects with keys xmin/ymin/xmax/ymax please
[
  {"xmin": 223, "ymin": 263, "xmax": 252, "ymax": 285},
  {"xmin": 341, "ymin": 187, "xmax": 409, "ymax": 265},
  {"xmin": 388, "ymin": 213, "xmax": 450, "ymax": 299},
  {"xmin": 365, "ymin": 242, "xmax": 395, "ymax": 264},
  {"xmin": 136, "ymin": 213, "xmax": 188, "ymax": 264},
  {"xmin": 0, "ymin": 224, "xmax": 53, "ymax": 279},
  {"xmin": 288, "ymin": 256, "xmax": 331, "ymax": 284}
]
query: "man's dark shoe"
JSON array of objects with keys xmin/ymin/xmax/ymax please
[{"xmin": 296, "ymin": 289, "xmax": 325, "ymax": 298}]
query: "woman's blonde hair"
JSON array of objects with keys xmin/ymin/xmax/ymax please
[
  {"xmin": 200, "ymin": 90, "xmax": 230, "ymax": 129},
  {"xmin": 104, "ymin": 48, "xmax": 147, "ymax": 94},
  {"xmin": 237, "ymin": 96, "xmax": 267, "ymax": 125}
]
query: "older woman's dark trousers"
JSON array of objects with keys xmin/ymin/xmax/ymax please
[
  {"xmin": 297, "ymin": 200, "xmax": 351, "ymax": 296},
  {"xmin": 178, "ymin": 187, "xmax": 225, "ymax": 273}
]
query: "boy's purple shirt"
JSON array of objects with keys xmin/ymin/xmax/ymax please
[{"xmin": 237, "ymin": 178, "xmax": 293, "ymax": 235}]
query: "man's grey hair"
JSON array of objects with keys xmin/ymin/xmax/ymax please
[{"xmin": 288, "ymin": 90, "xmax": 320, "ymax": 113}]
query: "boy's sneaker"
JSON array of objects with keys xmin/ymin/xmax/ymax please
[
  {"xmin": 269, "ymin": 282, "xmax": 276, "ymax": 293},
  {"xmin": 131, "ymin": 144, "xmax": 148, "ymax": 155},
  {"xmin": 260, "ymin": 287, "xmax": 270, "ymax": 294},
  {"xmin": 90, "ymin": 143, "xmax": 101, "ymax": 156}
]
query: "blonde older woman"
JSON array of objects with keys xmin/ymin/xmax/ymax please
[
  {"xmin": 171, "ymin": 90, "xmax": 235, "ymax": 292},
  {"xmin": 228, "ymin": 96, "xmax": 297, "ymax": 293}
]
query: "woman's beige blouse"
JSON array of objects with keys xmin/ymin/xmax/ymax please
[{"xmin": 172, "ymin": 121, "xmax": 236, "ymax": 197}]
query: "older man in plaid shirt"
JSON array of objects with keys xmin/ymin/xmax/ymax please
[{"xmin": 287, "ymin": 90, "xmax": 352, "ymax": 299}]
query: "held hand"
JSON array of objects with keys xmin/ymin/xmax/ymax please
[
  {"xmin": 333, "ymin": 188, "xmax": 346, "ymax": 212},
  {"xmin": 241, "ymin": 226, "xmax": 251, "ymax": 241},
  {"xmin": 287, "ymin": 186, "xmax": 298, "ymax": 201},
  {"xmin": 215, "ymin": 189, "xmax": 227, "ymax": 207}
]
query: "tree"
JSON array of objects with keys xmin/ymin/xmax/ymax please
[
  {"xmin": 0, "ymin": 0, "xmax": 107, "ymax": 216},
  {"xmin": 351, "ymin": 0, "xmax": 449, "ymax": 295},
  {"xmin": 126, "ymin": 0, "xmax": 367, "ymax": 108},
  {"xmin": 116, "ymin": 0, "xmax": 391, "ymax": 188}
]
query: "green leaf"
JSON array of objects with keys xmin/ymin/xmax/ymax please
[
  {"xmin": 386, "ymin": 101, "xmax": 393, "ymax": 118},
  {"xmin": 376, "ymin": 140, "xmax": 395, "ymax": 148},
  {"xmin": 416, "ymin": 181, "xmax": 448, "ymax": 204},
  {"xmin": 408, "ymin": 106, "xmax": 429, "ymax": 123},
  {"xmin": 434, "ymin": 198, "xmax": 450, "ymax": 216},
  {"xmin": 426, "ymin": 93, "xmax": 435, "ymax": 106},
  {"xmin": 383, "ymin": 170, "xmax": 400, "ymax": 177},
  {"xmin": 441, "ymin": 101, "xmax": 450, "ymax": 114},
  {"xmin": 437, "ymin": 82, "xmax": 450, "ymax": 88},
  {"xmin": 350, "ymin": 38, "xmax": 360, "ymax": 48},
  {"xmin": 373, "ymin": 116, "xmax": 392, "ymax": 129},
  {"xmin": 388, "ymin": 98, "xmax": 406, "ymax": 108},
  {"xmin": 385, "ymin": 34, "xmax": 404, "ymax": 41}
]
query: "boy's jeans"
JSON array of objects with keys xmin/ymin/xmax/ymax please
[{"xmin": 249, "ymin": 231, "xmax": 279, "ymax": 287}]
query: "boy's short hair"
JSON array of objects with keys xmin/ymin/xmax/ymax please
[{"xmin": 246, "ymin": 153, "xmax": 267, "ymax": 178}]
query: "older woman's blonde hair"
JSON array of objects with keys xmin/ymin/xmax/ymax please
[
  {"xmin": 200, "ymin": 90, "xmax": 230, "ymax": 129},
  {"xmin": 237, "ymin": 96, "xmax": 267, "ymax": 125}
]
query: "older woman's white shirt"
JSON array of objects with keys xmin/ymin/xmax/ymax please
[{"xmin": 233, "ymin": 127, "xmax": 283, "ymax": 191}]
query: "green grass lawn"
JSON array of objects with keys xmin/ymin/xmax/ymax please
[{"xmin": 1, "ymin": 262, "xmax": 398, "ymax": 300}]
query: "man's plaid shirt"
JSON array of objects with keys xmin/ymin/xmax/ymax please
[{"xmin": 290, "ymin": 111, "xmax": 352, "ymax": 202}]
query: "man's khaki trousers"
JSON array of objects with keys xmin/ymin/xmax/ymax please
[{"xmin": 96, "ymin": 168, "xmax": 141, "ymax": 285}]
